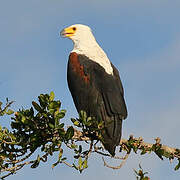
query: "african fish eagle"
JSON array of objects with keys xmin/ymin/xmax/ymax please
[{"xmin": 60, "ymin": 24, "xmax": 127, "ymax": 156}]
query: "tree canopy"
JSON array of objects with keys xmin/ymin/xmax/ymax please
[{"xmin": 0, "ymin": 92, "xmax": 180, "ymax": 179}]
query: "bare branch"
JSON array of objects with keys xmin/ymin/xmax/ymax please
[
  {"xmin": 62, "ymin": 161, "xmax": 73, "ymax": 168},
  {"xmin": 102, "ymin": 153, "xmax": 129, "ymax": 170}
]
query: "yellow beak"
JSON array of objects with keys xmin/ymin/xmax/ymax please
[{"xmin": 60, "ymin": 27, "xmax": 76, "ymax": 38}]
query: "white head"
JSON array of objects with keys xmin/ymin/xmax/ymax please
[
  {"xmin": 60, "ymin": 24, "xmax": 113, "ymax": 75},
  {"xmin": 60, "ymin": 24, "xmax": 97, "ymax": 49}
]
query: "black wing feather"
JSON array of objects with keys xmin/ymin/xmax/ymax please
[{"xmin": 102, "ymin": 64, "xmax": 127, "ymax": 119}]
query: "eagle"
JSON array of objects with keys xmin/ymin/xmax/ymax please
[{"xmin": 60, "ymin": 24, "xmax": 127, "ymax": 156}]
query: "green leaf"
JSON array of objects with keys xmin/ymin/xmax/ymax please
[
  {"xmin": 61, "ymin": 157, "xmax": 67, "ymax": 161},
  {"xmin": 48, "ymin": 101, "xmax": 60, "ymax": 111},
  {"xmin": 37, "ymin": 155, "xmax": 41, "ymax": 162},
  {"xmin": 133, "ymin": 146, "xmax": 138, "ymax": 153},
  {"xmin": 78, "ymin": 157, "xmax": 83, "ymax": 170},
  {"xmin": 155, "ymin": 149, "xmax": 164, "ymax": 160},
  {"xmin": 71, "ymin": 143, "xmax": 77, "ymax": 149},
  {"xmin": 60, "ymin": 109, "xmax": 66, "ymax": 114},
  {"xmin": 174, "ymin": 160, "xmax": 180, "ymax": 171},
  {"xmin": 65, "ymin": 126, "xmax": 74, "ymax": 140},
  {"xmin": 71, "ymin": 118, "xmax": 76, "ymax": 123},
  {"xmin": 48, "ymin": 123, "xmax": 54, "ymax": 129},
  {"xmin": 52, "ymin": 162, "xmax": 59, "ymax": 168},
  {"xmin": 21, "ymin": 116, "xmax": 27, "ymax": 124},
  {"xmin": 32, "ymin": 101, "xmax": 42, "ymax": 112},
  {"xmin": 83, "ymin": 159, "xmax": 88, "ymax": 169},
  {"xmin": 55, "ymin": 118, "xmax": 59, "ymax": 128},
  {"xmin": 55, "ymin": 112, "xmax": 66, "ymax": 120},
  {"xmin": 49, "ymin": 91, "xmax": 55, "ymax": 101},
  {"xmin": 38, "ymin": 94, "xmax": 48, "ymax": 108},
  {"xmin": 73, "ymin": 120, "xmax": 80, "ymax": 126},
  {"xmin": 79, "ymin": 111, "xmax": 87, "ymax": 123},
  {"xmin": 58, "ymin": 149, "xmax": 63, "ymax": 161},
  {"xmin": 31, "ymin": 160, "xmax": 40, "ymax": 168},
  {"xmin": 141, "ymin": 149, "xmax": 147, "ymax": 155},
  {"xmin": 58, "ymin": 128, "xmax": 65, "ymax": 136},
  {"xmin": 6, "ymin": 109, "xmax": 14, "ymax": 115},
  {"xmin": 98, "ymin": 121, "xmax": 104, "ymax": 129},
  {"xmin": 78, "ymin": 145, "xmax": 82, "ymax": 153},
  {"xmin": 57, "ymin": 123, "xmax": 64, "ymax": 129}
]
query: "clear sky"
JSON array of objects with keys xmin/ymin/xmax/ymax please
[{"xmin": 0, "ymin": 0, "xmax": 180, "ymax": 179}]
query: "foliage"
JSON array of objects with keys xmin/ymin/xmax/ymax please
[
  {"xmin": 134, "ymin": 164, "xmax": 150, "ymax": 180},
  {"xmin": 0, "ymin": 99, "xmax": 14, "ymax": 116},
  {"xmin": 120, "ymin": 135, "xmax": 180, "ymax": 171},
  {"xmin": 0, "ymin": 92, "xmax": 180, "ymax": 179},
  {"xmin": 0, "ymin": 92, "xmax": 88, "ymax": 179}
]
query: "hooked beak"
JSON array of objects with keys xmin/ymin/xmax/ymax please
[
  {"xmin": 60, "ymin": 27, "xmax": 76, "ymax": 38},
  {"xmin": 60, "ymin": 29, "xmax": 67, "ymax": 38}
]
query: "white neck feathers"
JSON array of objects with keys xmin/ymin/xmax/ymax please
[{"xmin": 71, "ymin": 31, "xmax": 113, "ymax": 75}]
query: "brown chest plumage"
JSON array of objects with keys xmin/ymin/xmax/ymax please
[{"xmin": 69, "ymin": 52, "xmax": 90, "ymax": 84}]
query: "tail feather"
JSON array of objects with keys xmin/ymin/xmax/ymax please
[{"xmin": 102, "ymin": 115, "xmax": 122, "ymax": 156}]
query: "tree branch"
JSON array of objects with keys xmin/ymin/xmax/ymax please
[
  {"xmin": 73, "ymin": 130, "xmax": 180, "ymax": 157},
  {"xmin": 73, "ymin": 129, "xmax": 180, "ymax": 169}
]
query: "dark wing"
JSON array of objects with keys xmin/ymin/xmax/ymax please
[
  {"xmin": 101, "ymin": 63, "xmax": 127, "ymax": 119},
  {"xmin": 67, "ymin": 52, "xmax": 127, "ymax": 156}
]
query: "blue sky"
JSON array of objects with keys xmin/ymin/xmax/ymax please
[{"xmin": 0, "ymin": 0, "xmax": 180, "ymax": 179}]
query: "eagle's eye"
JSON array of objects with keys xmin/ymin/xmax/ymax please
[{"xmin": 72, "ymin": 27, "xmax": 76, "ymax": 31}]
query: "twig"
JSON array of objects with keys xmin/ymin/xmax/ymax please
[
  {"xmin": 0, "ymin": 101, "xmax": 14, "ymax": 115},
  {"xmin": 102, "ymin": 152, "xmax": 129, "ymax": 169},
  {"xmin": 1, "ymin": 160, "xmax": 35, "ymax": 173},
  {"xmin": 6, "ymin": 151, "xmax": 34, "ymax": 164},
  {"xmin": 87, "ymin": 140, "xmax": 93, "ymax": 158},
  {"xmin": 93, "ymin": 149, "xmax": 110, "ymax": 157},
  {"xmin": 62, "ymin": 161, "xmax": 73, "ymax": 167},
  {"xmin": 73, "ymin": 129, "xmax": 90, "ymax": 141},
  {"xmin": 0, "ymin": 171, "xmax": 15, "ymax": 180},
  {"xmin": 113, "ymin": 154, "xmax": 130, "ymax": 160}
]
